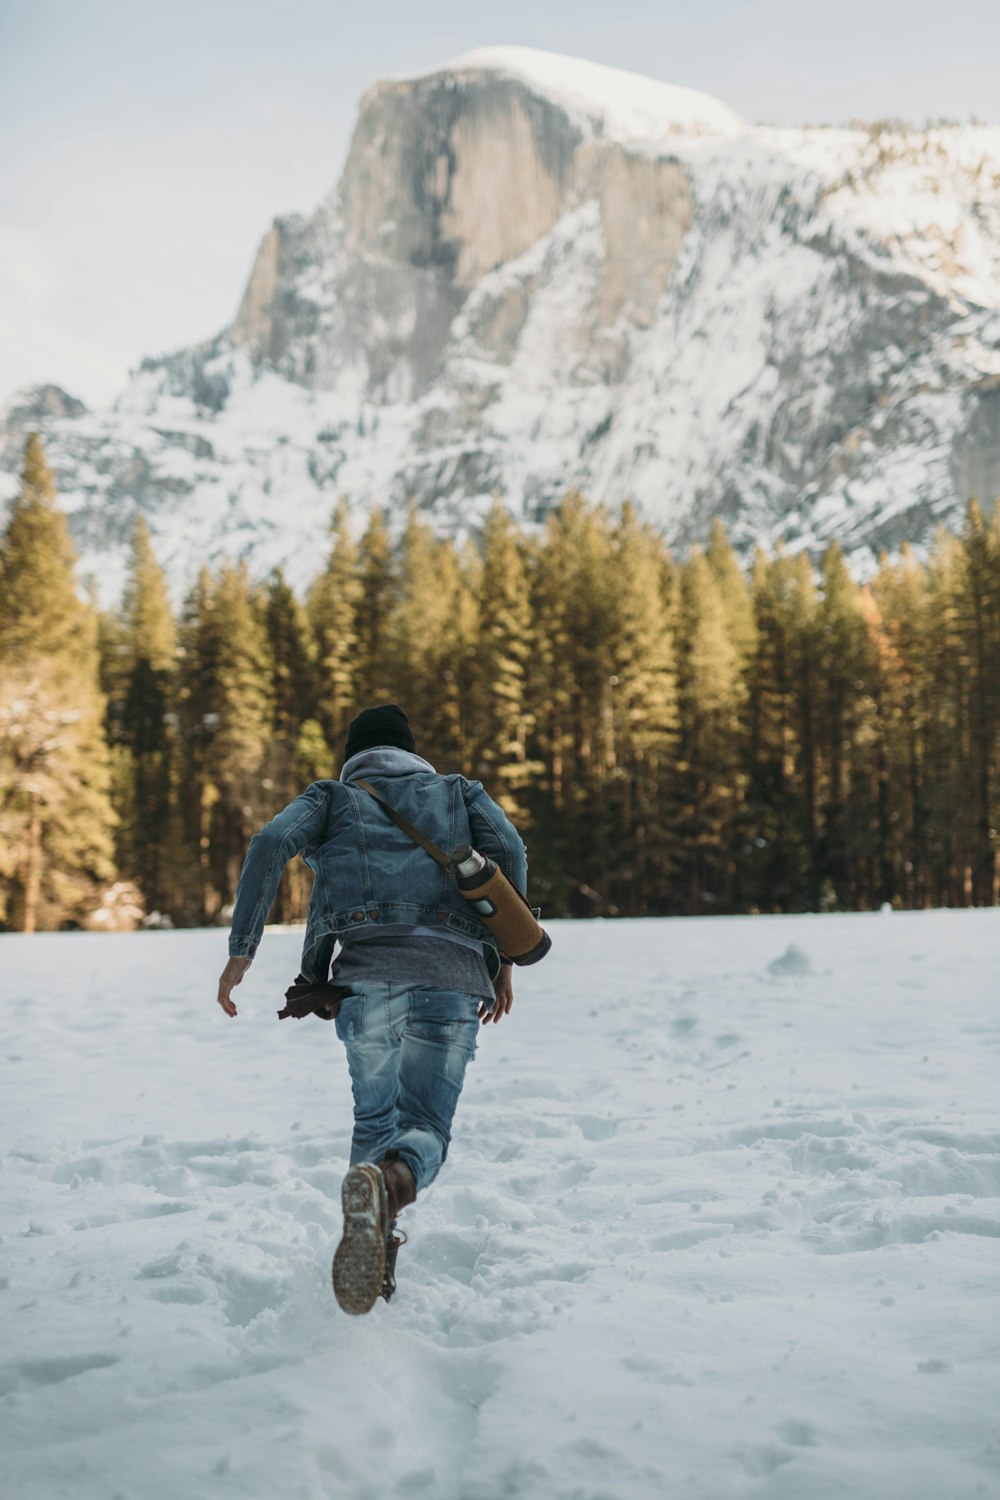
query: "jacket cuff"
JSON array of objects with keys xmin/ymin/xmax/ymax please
[{"xmin": 228, "ymin": 934, "xmax": 258, "ymax": 959}]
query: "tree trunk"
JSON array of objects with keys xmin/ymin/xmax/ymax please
[{"xmin": 22, "ymin": 791, "xmax": 41, "ymax": 934}]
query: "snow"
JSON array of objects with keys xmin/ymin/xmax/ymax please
[
  {"xmin": 414, "ymin": 46, "xmax": 746, "ymax": 142},
  {"xmin": 2, "ymin": 911, "xmax": 999, "ymax": 1498}
]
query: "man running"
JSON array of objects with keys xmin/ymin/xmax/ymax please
[{"xmin": 215, "ymin": 704, "xmax": 528, "ymax": 1313}]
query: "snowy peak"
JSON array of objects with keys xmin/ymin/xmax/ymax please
[
  {"xmin": 1, "ymin": 54, "xmax": 999, "ymax": 602},
  {"xmin": 406, "ymin": 46, "xmax": 747, "ymax": 141}
]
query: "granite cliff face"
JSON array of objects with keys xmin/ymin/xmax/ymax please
[
  {"xmin": 230, "ymin": 66, "xmax": 695, "ymax": 403},
  {"xmin": 2, "ymin": 48, "xmax": 999, "ymax": 596}
]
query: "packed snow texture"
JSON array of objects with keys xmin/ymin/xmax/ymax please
[{"xmin": 2, "ymin": 912, "xmax": 999, "ymax": 1499}]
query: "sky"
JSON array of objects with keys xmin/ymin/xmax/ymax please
[{"xmin": 2, "ymin": 0, "xmax": 999, "ymax": 411}]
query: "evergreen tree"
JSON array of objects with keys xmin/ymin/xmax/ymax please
[
  {"xmin": 813, "ymin": 543, "xmax": 876, "ymax": 908},
  {"xmin": 704, "ymin": 518, "xmax": 756, "ymax": 905},
  {"xmin": 871, "ymin": 546, "xmax": 932, "ymax": 905},
  {"xmin": 673, "ymin": 547, "xmax": 746, "ymax": 913},
  {"xmin": 603, "ymin": 503, "xmax": 677, "ymax": 913},
  {"xmin": 959, "ymin": 502, "xmax": 1000, "ymax": 903},
  {"xmin": 308, "ymin": 500, "xmax": 362, "ymax": 752},
  {"xmin": 175, "ymin": 563, "xmax": 273, "ymax": 919},
  {"xmin": 353, "ymin": 508, "xmax": 396, "ymax": 708},
  {"xmin": 175, "ymin": 568, "xmax": 213, "ymax": 919},
  {"xmin": 264, "ymin": 568, "xmax": 318, "ymax": 741},
  {"xmin": 706, "ymin": 518, "xmax": 756, "ymax": 667},
  {"xmin": 0, "ymin": 434, "xmax": 116, "ymax": 929},
  {"xmin": 110, "ymin": 518, "xmax": 177, "ymax": 911},
  {"xmin": 923, "ymin": 530, "xmax": 971, "ymax": 904},
  {"xmin": 261, "ymin": 568, "xmax": 323, "ymax": 920},
  {"xmin": 524, "ymin": 496, "xmax": 620, "ymax": 911},
  {"xmin": 745, "ymin": 549, "xmax": 818, "ymax": 910},
  {"xmin": 387, "ymin": 506, "xmax": 472, "ymax": 770},
  {"xmin": 470, "ymin": 502, "xmax": 536, "ymax": 818}
]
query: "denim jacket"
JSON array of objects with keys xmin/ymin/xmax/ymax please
[{"xmin": 228, "ymin": 748, "xmax": 529, "ymax": 983}]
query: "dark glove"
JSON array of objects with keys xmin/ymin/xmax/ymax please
[{"xmin": 277, "ymin": 974, "xmax": 352, "ymax": 1021}]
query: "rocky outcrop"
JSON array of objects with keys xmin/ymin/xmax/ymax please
[{"xmin": 2, "ymin": 385, "xmax": 86, "ymax": 441}]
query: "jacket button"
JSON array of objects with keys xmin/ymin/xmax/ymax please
[
  {"xmin": 369, "ymin": 909, "xmax": 378, "ymax": 920},
  {"xmin": 437, "ymin": 912, "xmax": 447, "ymax": 923},
  {"xmin": 352, "ymin": 910, "xmax": 364, "ymax": 921}
]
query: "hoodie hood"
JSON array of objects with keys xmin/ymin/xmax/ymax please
[{"xmin": 340, "ymin": 747, "xmax": 438, "ymax": 783}]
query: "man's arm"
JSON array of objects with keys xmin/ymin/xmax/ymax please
[
  {"xmin": 217, "ymin": 783, "xmax": 329, "ymax": 1015},
  {"xmin": 217, "ymin": 955, "xmax": 250, "ymax": 1017},
  {"xmin": 478, "ymin": 962, "xmax": 513, "ymax": 1026},
  {"xmin": 464, "ymin": 781, "xmax": 527, "ymax": 1027},
  {"xmin": 463, "ymin": 780, "xmax": 528, "ymax": 894}
]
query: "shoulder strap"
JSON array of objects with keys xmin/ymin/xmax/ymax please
[{"xmin": 352, "ymin": 779, "xmax": 453, "ymax": 869}]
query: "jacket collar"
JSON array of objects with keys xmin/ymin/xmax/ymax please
[{"xmin": 340, "ymin": 747, "xmax": 438, "ymax": 783}]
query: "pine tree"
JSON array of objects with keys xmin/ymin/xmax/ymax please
[
  {"xmin": 674, "ymin": 547, "xmax": 746, "ymax": 913},
  {"xmin": 261, "ymin": 568, "xmax": 322, "ymax": 920},
  {"xmin": 0, "ymin": 434, "xmax": 116, "ymax": 929},
  {"xmin": 264, "ymin": 568, "xmax": 318, "ymax": 741},
  {"xmin": 108, "ymin": 518, "xmax": 178, "ymax": 911},
  {"xmin": 814, "ymin": 543, "xmax": 877, "ymax": 908},
  {"xmin": 525, "ymin": 495, "xmax": 619, "ymax": 912},
  {"xmin": 704, "ymin": 519, "xmax": 756, "ymax": 905},
  {"xmin": 308, "ymin": 499, "xmax": 362, "ymax": 752},
  {"xmin": 706, "ymin": 518, "xmax": 756, "ymax": 667},
  {"xmin": 385, "ymin": 506, "xmax": 474, "ymax": 769},
  {"xmin": 175, "ymin": 568, "xmax": 213, "ymax": 919},
  {"xmin": 175, "ymin": 563, "xmax": 273, "ymax": 919},
  {"xmin": 745, "ymin": 549, "xmax": 818, "ymax": 910},
  {"xmin": 871, "ymin": 545, "xmax": 932, "ymax": 905},
  {"xmin": 470, "ymin": 501, "xmax": 535, "ymax": 818},
  {"xmin": 923, "ymin": 529, "xmax": 971, "ymax": 904},
  {"xmin": 959, "ymin": 501, "xmax": 1000, "ymax": 903},
  {"xmin": 603, "ymin": 503, "xmax": 677, "ymax": 913},
  {"xmin": 353, "ymin": 507, "xmax": 396, "ymax": 708}
]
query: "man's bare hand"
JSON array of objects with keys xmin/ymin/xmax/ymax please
[
  {"xmin": 479, "ymin": 963, "xmax": 513, "ymax": 1025},
  {"xmin": 217, "ymin": 956, "xmax": 251, "ymax": 1017}
]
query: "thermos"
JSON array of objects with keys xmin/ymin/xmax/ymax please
[{"xmin": 450, "ymin": 845, "xmax": 552, "ymax": 965}]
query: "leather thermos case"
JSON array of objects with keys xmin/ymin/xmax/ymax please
[{"xmin": 451, "ymin": 846, "xmax": 551, "ymax": 965}]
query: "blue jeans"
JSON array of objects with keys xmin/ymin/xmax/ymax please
[{"xmin": 334, "ymin": 983, "xmax": 480, "ymax": 1193}]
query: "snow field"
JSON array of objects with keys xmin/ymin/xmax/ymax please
[{"xmin": 1, "ymin": 913, "xmax": 999, "ymax": 1499}]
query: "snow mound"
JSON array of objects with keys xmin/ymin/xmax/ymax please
[
  {"xmin": 421, "ymin": 45, "xmax": 746, "ymax": 141},
  {"xmin": 767, "ymin": 942, "xmax": 814, "ymax": 976}
]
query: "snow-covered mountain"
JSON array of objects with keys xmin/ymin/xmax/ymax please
[{"xmin": 3, "ymin": 46, "xmax": 1000, "ymax": 600}]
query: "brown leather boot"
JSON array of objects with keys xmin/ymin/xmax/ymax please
[
  {"xmin": 378, "ymin": 1150, "xmax": 417, "ymax": 1218},
  {"xmin": 376, "ymin": 1152, "xmax": 416, "ymax": 1304},
  {"xmin": 332, "ymin": 1164, "xmax": 389, "ymax": 1316},
  {"xmin": 380, "ymin": 1230, "xmax": 407, "ymax": 1303}
]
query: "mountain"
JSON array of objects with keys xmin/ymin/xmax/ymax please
[{"xmin": 2, "ymin": 46, "xmax": 999, "ymax": 599}]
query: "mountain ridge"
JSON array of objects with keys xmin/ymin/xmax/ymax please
[{"xmin": 2, "ymin": 48, "xmax": 999, "ymax": 602}]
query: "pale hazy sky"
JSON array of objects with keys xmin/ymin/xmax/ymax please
[{"xmin": 2, "ymin": 0, "xmax": 998, "ymax": 410}]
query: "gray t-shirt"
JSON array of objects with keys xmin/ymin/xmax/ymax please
[{"xmin": 330, "ymin": 931, "xmax": 494, "ymax": 1000}]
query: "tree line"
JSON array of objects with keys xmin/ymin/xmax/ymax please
[{"xmin": 1, "ymin": 432, "xmax": 998, "ymax": 932}]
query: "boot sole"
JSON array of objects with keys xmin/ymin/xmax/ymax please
[{"xmin": 332, "ymin": 1165, "xmax": 387, "ymax": 1316}]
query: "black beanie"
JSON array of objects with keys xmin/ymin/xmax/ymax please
[{"xmin": 343, "ymin": 704, "xmax": 416, "ymax": 762}]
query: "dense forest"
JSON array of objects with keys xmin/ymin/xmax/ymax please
[{"xmin": 1, "ymin": 433, "xmax": 998, "ymax": 932}]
